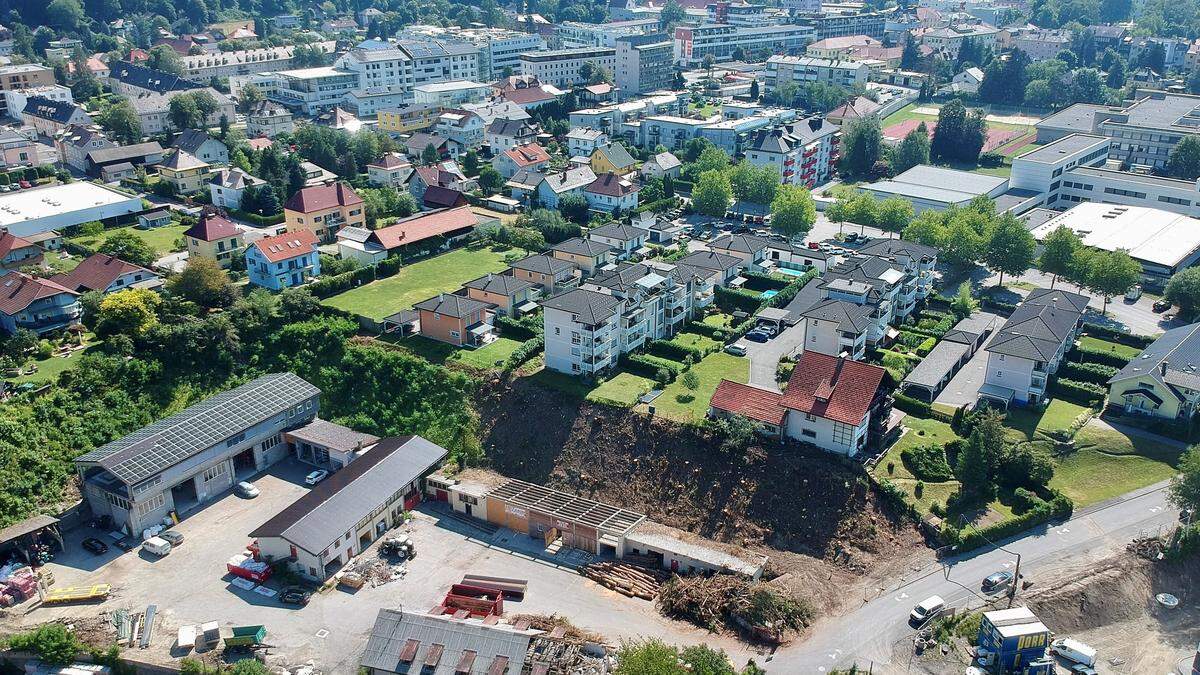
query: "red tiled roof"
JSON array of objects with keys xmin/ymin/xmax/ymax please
[
  {"xmin": 50, "ymin": 253, "xmax": 155, "ymax": 293},
  {"xmin": 184, "ymin": 212, "xmax": 240, "ymax": 241},
  {"xmin": 0, "ymin": 231, "xmax": 37, "ymax": 258},
  {"xmin": 369, "ymin": 152, "xmax": 409, "ymax": 170},
  {"xmin": 503, "ymin": 143, "xmax": 550, "ymax": 168},
  {"xmin": 284, "ymin": 182, "xmax": 363, "ymax": 213},
  {"xmin": 422, "ymin": 185, "xmax": 466, "ymax": 208},
  {"xmin": 585, "ymin": 172, "xmax": 638, "ymax": 197},
  {"xmin": 251, "ymin": 229, "xmax": 319, "ymax": 263},
  {"xmin": 246, "ymin": 137, "xmax": 273, "ymax": 151},
  {"xmin": 369, "ymin": 206, "xmax": 478, "ymax": 250},
  {"xmin": 780, "ymin": 352, "xmax": 886, "ymax": 425},
  {"xmin": 709, "ymin": 380, "xmax": 786, "ymax": 426},
  {"xmin": 0, "ymin": 272, "xmax": 76, "ymax": 315},
  {"xmin": 501, "ymin": 87, "xmax": 555, "ymax": 105}
]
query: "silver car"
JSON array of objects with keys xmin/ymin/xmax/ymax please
[{"xmin": 235, "ymin": 481, "xmax": 259, "ymax": 498}]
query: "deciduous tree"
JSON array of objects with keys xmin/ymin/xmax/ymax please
[
  {"xmin": 1164, "ymin": 267, "xmax": 1200, "ymax": 318},
  {"xmin": 1167, "ymin": 136, "xmax": 1200, "ymax": 181},
  {"xmin": 169, "ymin": 255, "xmax": 236, "ymax": 308},
  {"xmin": 98, "ymin": 231, "xmax": 156, "ymax": 267},
  {"xmin": 770, "ymin": 185, "xmax": 816, "ymax": 238},
  {"xmin": 984, "ymin": 213, "xmax": 1036, "ymax": 286},
  {"xmin": 95, "ymin": 289, "xmax": 161, "ymax": 338},
  {"xmin": 1038, "ymin": 225, "xmax": 1081, "ymax": 288},
  {"xmin": 1086, "ymin": 249, "xmax": 1142, "ymax": 314},
  {"xmin": 692, "ymin": 170, "xmax": 733, "ymax": 217}
]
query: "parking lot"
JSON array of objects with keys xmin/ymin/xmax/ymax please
[{"xmin": 13, "ymin": 459, "xmax": 749, "ymax": 671}]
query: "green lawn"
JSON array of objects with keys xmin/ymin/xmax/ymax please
[
  {"xmin": 322, "ymin": 246, "xmax": 513, "ymax": 320},
  {"xmin": 69, "ymin": 224, "xmax": 187, "ymax": 257},
  {"xmin": 587, "ymin": 372, "xmax": 656, "ymax": 407},
  {"xmin": 701, "ymin": 313, "xmax": 736, "ymax": 329},
  {"xmin": 393, "ymin": 335, "xmax": 523, "ymax": 371},
  {"xmin": 654, "ymin": 352, "xmax": 750, "ymax": 422},
  {"xmin": 1078, "ymin": 336, "xmax": 1142, "ymax": 359},
  {"xmin": 13, "ymin": 341, "xmax": 104, "ymax": 385},
  {"xmin": 875, "ymin": 417, "xmax": 961, "ymax": 483},
  {"xmin": 1050, "ymin": 423, "xmax": 1183, "ymax": 506},
  {"xmin": 1003, "ymin": 399, "xmax": 1091, "ymax": 442},
  {"xmin": 525, "ymin": 368, "xmax": 602, "ymax": 399},
  {"xmin": 42, "ymin": 251, "xmax": 80, "ymax": 273},
  {"xmin": 670, "ymin": 331, "xmax": 721, "ymax": 354}
]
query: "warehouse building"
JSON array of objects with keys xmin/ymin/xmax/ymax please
[
  {"xmin": 251, "ymin": 435, "xmax": 448, "ymax": 580},
  {"xmin": 0, "ymin": 182, "xmax": 145, "ymax": 237},
  {"xmin": 75, "ymin": 373, "xmax": 320, "ymax": 537},
  {"xmin": 860, "ymin": 165, "xmax": 1016, "ymax": 213}
]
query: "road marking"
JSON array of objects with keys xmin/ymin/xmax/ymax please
[
  {"xmin": 1002, "ymin": 561, "xmax": 1013, "ymax": 569},
  {"xmin": 314, "ymin": 629, "xmax": 329, "ymax": 639},
  {"xmin": 1150, "ymin": 506, "xmax": 1162, "ymax": 513},
  {"xmin": 1057, "ymin": 527, "xmax": 1071, "ymax": 535},
  {"xmin": 828, "ymin": 653, "xmax": 837, "ymax": 659},
  {"xmin": 895, "ymin": 592, "xmax": 909, "ymax": 601}
]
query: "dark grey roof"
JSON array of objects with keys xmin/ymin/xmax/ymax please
[
  {"xmin": 23, "ymin": 96, "xmax": 84, "ymax": 124},
  {"xmin": 250, "ymin": 436, "xmax": 447, "ymax": 553},
  {"xmin": 587, "ymin": 222, "xmax": 648, "ymax": 242},
  {"xmin": 414, "ymin": 293, "xmax": 491, "ymax": 318},
  {"xmin": 589, "ymin": 262, "xmax": 662, "ymax": 293},
  {"xmin": 361, "ymin": 609, "xmax": 537, "ymax": 675},
  {"xmin": 802, "ymin": 298, "xmax": 875, "ymax": 333},
  {"xmin": 172, "ymin": 128, "xmax": 221, "ymax": 154},
  {"xmin": 286, "ymin": 418, "xmax": 379, "ymax": 454},
  {"xmin": 509, "ymin": 254, "xmax": 574, "ymax": 275},
  {"xmin": 1108, "ymin": 321, "xmax": 1200, "ymax": 396},
  {"xmin": 485, "ymin": 117, "xmax": 535, "ymax": 137},
  {"xmin": 76, "ymin": 373, "xmax": 319, "ymax": 484},
  {"xmin": 986, "ymin": 288, "xmax": 1088, "ymax": 361},
  {"xmin": 595, "ymin": 142, "xmax": 637, "ymax": 169},
  {"xmin": 541, "ymin": 288, "xmax": 621, "ymax": 324},
  {"xmin": 86, "ymin": 142, "xmax": 164, "ymax": 165},
  {"xmin": 551, "ymin": 237, "xmax": 613, "ymax": 257},
  {"xmin": 903, "ymin": 340, "xmax": 970, "ymax": 389},
  {"xmin": 856, "ymin": 238, "xmax": 937, "ymax": 264},
  {"xmin": 462, "ymin": 272, "xmax": 534, "ymax": 295},
  {"xmin": 711, "ymin": 233, "xmax": 770, "ymax": 254},
  {"xmin": 676, "ymin": 250, "xmax": 743, "ymax": 272},
  {"xmin": 108, "ymin": 61, "xmax": 203, "ymax": 93}
]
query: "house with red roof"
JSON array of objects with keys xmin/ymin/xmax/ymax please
[
  {"xmin": 0, "ymin": 272, "xmax": 81, "ymax": 335},
  {"xmin": 584, "ymin": 173, "xmax": 640, "ymax": 213},
  {"xmin": 51, "ymin": 253, "xmax": 163, "ymax": 295},
  {"xmin": 360, "ymin": 206, "xmax": 487, "ymax": 257},
  {"xmin": 283, "ymin": 182, "xmax": 365, "ymax": 243},
  {"xmin": 184, "ymin": 212, "xmax": 244, "ymax": 268},
  {"xmin": 492, "ymin": 143, "xmax": 551, "ymax": 179},
  {"xmin": 709, "ymin": 351, "xmax": 890, "ymax": 456},
  {"xmin": 408, "ymin": 161, "xmax": 475, "ymax": 206},
  {"xmin": 0, "ymin": 232, "xmax": 44, "ymax": 271},
  {"xmin": 245, "ymin": 230, "xmax": 321, "ymax": 291}
]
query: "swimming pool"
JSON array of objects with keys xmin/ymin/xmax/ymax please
[
  {"xmin": 761, "ymin": 289, "xmax": 779, "ymax": 299},
  {"xmin": 776, "ymin": 267, "xmax": 809, "ymax": 277}
]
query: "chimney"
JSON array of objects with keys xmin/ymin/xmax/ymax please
[
  {"xmin": 809, "ymin": 117, "xmax": 822, "ymax": 132},
  {"xmin": 1162, "ymin": 360, "xmax": 1169, "ymax": 376}
]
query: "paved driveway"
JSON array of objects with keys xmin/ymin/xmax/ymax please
[
  {"xmin": 933, "ymin": 325, "xmax": 1001, "ymax": 410},
  {"xmin": 743, "ymin": 321, "xmax": 806, "ymax": 390}
]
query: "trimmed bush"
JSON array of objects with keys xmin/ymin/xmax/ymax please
[
  {"xmin": 624, "ymin": 353, "xmax": 685, "ymax": 381},
  {"xmin": 1011, "ymin": 487, "xmax": 1045, "ymax": 514},
  {"xmin": 1082, "ymin": 324, "xmax": 1154, "ymax": 348},
  {"xmin": 646, "ymin": 339, "xmax": 705, "ymax": 362},
  {"xmin": 916, "ymin": 337, "xmax": 937, "ymax": 356},
  {"xmin": 685, "ymin": 320, "xmax": 726, "ymax": 340},
  {"xmin": 502, "ymin": 336, "xmax": 543, "ymax": 374},
  {"xmin": 496, "ymin": 315, "xmax": 539, "ymax": 340},
  {"xmin": 894, "ymin": 391, "xmax": 933, "ymax": 417},
  {"xmin": 1058, "ymin": 361, "xmax": 1119, "ymax": 385},
  {"xmin": 901, "ymin": 443, "xmax": 954, "ymax": 482},
  {"xmin": 714, "ymin": 286, "xmax": 763, "ymax": 315},
  {"xmin": 1050, "ymin": 378, "xmax": 1106, "ymax": 406}
]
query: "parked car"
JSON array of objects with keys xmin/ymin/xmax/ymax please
[
  {"xmin": 159, "ymin": 530, "xmax": 184, "ymax": 547},
  {"xmin": 1050, "ymin": 638, "xmax": 1097, "ymax": 667},
  {"xmin": 909, "ymin": 595, "xmax": 945, "ymax": 625},
  {"xmin": 1153, "ymin": 299, "xmax": 1172, "ymax": 312},
  {"xmin": 1124, "ymin": 284, "xmax": 1142, "ymax": 301},
  {"xmin": 807, "ymin": 242, "xmax": 821, "ymax": 250},
  {"xmin": 756, "ymin": 323, "xmax": 779, "ymax": 337},
  {"xmin": 724, "ymin": 344, "xmax": 747, "ymax": 356},
  {"xmin": 744, "ymin": 330, "xmax": 770, "ymax": 343},
  {"xmin": 142, "ymin": 536, "xmax": 172, "ymax": 557},
  {"xmin": 279, "ymin": 587, "xmax": 312, "ymax": 606},
  {"xmin": 18, "ymin": 180, "xmax": 30, "ymax": 189},
  {"xmin": 235, "ymin": 481, "xmax": 259, "ymax": 498},
  {"xmin": 81, "ymin": 537, "xmax": 108, "ymax": 555},
  {"xmin": 305, "ymin": 469, "xmax": 329, "ymax": 485},
  {"xmin": 981, "ymin": 570, "xmax": 1013, "ymax": 592}
]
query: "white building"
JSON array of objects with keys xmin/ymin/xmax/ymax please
[
  {"xmin": 861, "ymin": 165, "xmax": 1011, "ymax": 213},
  {"xmin": 764, "ymin": 55, "xmax": 870, "ymax": 90},
  {"xmin": 245, "ymin": 100, "xmax": 294, "ymax": 138},
  {"xmin": 744, "ymin": 118, "xmax": 840, "ymax": 188},
  {"xmin": 982, "ymin": 288, "xmax": 1088, "ymax": 407},
  {"xmin": 413, "ymin": 81, "xmax": 492, "ymax": 108},
  {"xmin": 232, "ymin": 67, "xmax": 359, "ymax": 115},
  {"xmin": 0, "ymin": 182, "xmax": 143, "ymax": 237},
  {"xmin": 394, "ymin": 25, "xmax": 544, "ymax": 80},
  {"xmin": 674, "ymin": 24, "xmax": 816, "ymax": 66},
  {"xmin": 342, "ymin": 86, "xmax": 408, "ymax": 116},
  {"xmin": 1008, "ymin": 28, "xmax": 1072, "ymax": 61},
  {"xmin": 557, "ymin": 19, "xmax": 662, "ymax": 48},
  {"xmin": 181, "ymin": 42, "xmax": 336, "ymax": 79},
  {"xmin": 615, "ymin": 33, "xmax": 675, "ymax": 98},
  {"xmin": 209, "ymin": 167, "xmax": 266, "ymax": 211},
  {"xmin": 519, "ymin": 47, "xmax": 617, "ymax": 89},
  {"xmin": 920, "ymin": 22, "xmax": 1001, "ymax": 60},
  {"xmin": 566, "ymin": 128, "xmax": 609, "ymax": 156}
]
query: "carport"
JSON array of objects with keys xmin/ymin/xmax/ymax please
[
  {"xmin": 901, "ymin": 340, "xmax": 970, "ymax": 403},
  {"xmin": 756, "ymin": 307, "xmax": 794, "ymax": 331},
  {"xmin": 0, "ymin": 515, "xmax": 63, "ymax": 564},
  {"xmin": 978, "ymin": 383, "xmax": 1015, "ymax": 411}
]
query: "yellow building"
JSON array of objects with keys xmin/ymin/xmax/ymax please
[
  {"xmin": 1106, "ymin": 323, "xmax": 1200, "ymax": 423},
  {"xmin": 158, "ymin": 149, "xmax": 211, "ymax": 194},
  {"xmin": 377, "ymin": 104, "xmax": 442, "ymax": 135},
  {"xmin": 183, "ymin": 212, "xmax": 244, "ymax": 268},
  {"xmin": 590, "ymin": 143, "xmax": 638, "ymax": 177},
  {"xmin": 283, "ymin": 182, "xmax": 366, "ymax": 242}
]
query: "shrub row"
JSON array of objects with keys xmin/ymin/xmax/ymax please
[
  {"xmin": 495, "ymin": 315, "xmax": 539, "ymax": 340},
  {"xmin": 308, "ymin": 265, "xmax": 379, "ymax": 298},
  {"xmin": 893, "ymin": 391, "xmax": 933, "ymax": 417},
  {"xmin": 1050, "ymin": 377, "xmax": 1107, "ymax": 406},
  {"xmin": 632, "ymin": 197, "xmax": 680, "ymax": 215},
  {"xmin": 1071, "ymin": 344, "xmax": 1133, "ymax": 368},
  {"xmin": 981, "ymin": 298, "xmax": 1017, "ymax": 315},
  {"xmin": 1081, "ymin": 323, "xmax": 1154, "ymax": 349},
  {"xmin": 946, "ymin": 490, "xmax": 1074, "ymax": 552},
  {"xmin": 1058, "ymin": 361, "xmax": 1120, "ymax": 386},
  {"xmin": 624, "ymin": 353, "xmax": 686, "ymax": 381},
  {"xmin": 231, "ymin": 209, "xmax": 286, "ymax": 226},
  {"xmin": 742, "ymin": 270, "xmax": 791, "ymax": 291},
  {"xmin": 714, "ymin": 286, "xmax": 763, "ymax": 315},
  {"xmin": 502, "ymin": 336, "xmax": 544, "ymax": 374},
  {"xmin": 646, "ymin": 338, "xmax": 705, "ymax": 362},
  {"xmin": 765, "ymin": 268, "xmax": 820, "ymax": 309},
  {"xmin": 685, "ymin": 320, "xmax": 726, "ymax": 341}
]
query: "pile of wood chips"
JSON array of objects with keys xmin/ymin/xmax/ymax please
[
  {"xmin": 580, "ymin": 561, "xmax": 670, "ymax": 600},
  {"xmin": 655, "ymin": 574, "xmax": 751, "ymax": 631}
]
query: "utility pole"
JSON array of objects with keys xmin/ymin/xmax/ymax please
[{"xmin": 964, "ymin": 519, "xmax": 1022, "ymax": 607}]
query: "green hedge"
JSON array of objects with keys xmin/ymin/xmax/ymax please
[
  {"xmin": 624, "ymin": 353, "xmax": 686, "ymax": 381},
  {"xmin": 646, "ymin": 339, "xmax": 705, "ymax": 362},
  {"xmin": 901, "ymin": 444, "xmax": 954, "ymax": 482},
  {"xmin": 495, "ymin": 315, "xmax": 539, "ymax": 340},
  {"xmin": 1071, "ymin": 345, "xmax": 1133, "ymax": 368},
  {"xmin": 742, "ymin": 270, "xmax": 791, "ymax": 291},
  {"xmin": 1058, "ymin": 361, "xmax": 1120, "ymax": 386},
  {"xmin": 502, "ymin": 336, "xmax": 543, "ymax": 374},
  {"xmin": 714, "ymin": 286, "xmax": 763, "ymax": 314},
  {"xmin": 1050, "ymin": 377, "xmax": 1106, "ymax": 406},
  {"xmin": 1082, "ymin": 323, "xmax": 1153, "ymax": 349},
  {"xmin": 632, "ymin": 197, "xmax": 681, "ymax": 215},
  {"xmin": 685, "ymin": 320, "xmax": 726, "ymax": 341},
  {"xmin": 230, "ymin": 209, "xmax": 286, "ymax": 226},
  {"xmin": 764, "ymin": 268, "xmax": 819, "ymax": 309},
  {"xmin": 894, "ymin": 391, "xmax": 933, "ymax": 417},
  {"xmin": 948, "ymin": 490, "xmax": 1074, "ymax": 551}
]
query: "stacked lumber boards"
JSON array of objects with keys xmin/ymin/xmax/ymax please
[
  {"xmin": 581, "ymin": 561, "xmax": 670, "ymax": 600},
  {"xmin": 461, "ymin": 574, "xmax": 527, "ymax": 600}
]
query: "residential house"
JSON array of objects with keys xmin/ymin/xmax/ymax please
[
  {"xmin": 640, "ymin": 151, "xmax": 681, "ymax": 180},
  {"xmin": 209, "ymin": 168, "xmax": 266, "ymax": 211},
  {"xmin": 584, "ymin": 173, "xmax": 640, "ymax": 213},
  {"xmin": 1107, "ymin": 322, "xmax": 1200, "ymax": 423},
  {"xmin": 0, "ymin": 231, "xmax": 42, "ymax": 271},
  {"xmin": 938, "ymin": 66, "xmax": 984, "ymax": 96},
  {"xmin": 56, "ymin": 124, "xmax": 114, "ymax": 172},
  {"xmin": 510, "ymin": 254, "xmax": 580, "ymax": 293},
  {"xmin": 462, "ymin": 272, "xmax": 539, "ymax": 317},
  {"xmin": 184, "ymin": 212, "xmax": 244, "ymax": 268},
  {"xmin": 709, "ymin": 351, "xmax": 890, "ymax": 456},
  {"xmin": 364, "ymin": 206, "xmax": 485, "ymax": 257},
  {"xmin": 414, "ymin": 293, "xmax": 495, "ymax": 347},
  {"xmin": 246, "ymin": 100, "xmax": 294, "ymax": 138},
  {"xmin": 982, "ymin": 288, "xmax": 1089, "ymax": 407},
  {"xmin": 587, "ymin": 222, "xmax": 648, "ymax": 259},
  {"xmin": 505, "ymin": 169, "xmax": 544, "ymax": 204},
  {"xmin": 492, "ymin": 143, "xmax": 551, "ymax": 179},
  {"xmin": 566, "ymin": 128, "xmax": 609, "ymax": 156},
  {"xmin": 22, "ymin": 96, "xmax": 90, "ymax": 137},
  {"xmin": 284, "ymin": 183, "xmax": 366, "ymax": 243},
  {"xmin": 709, "ymin": 234, "xmax": 771, "ymax": 272},
  {"xmin": 635, "ymin": 211, "xmax": 684, "ymax": 244},
  {"xmin": 365, "ymin": 153, "xmax": 413, "ymax": 188},
  {"xmin": 485, "ymin": 118, "xmax": 538, "ymax": 153},
  {"xmin": 50, "ymin": 253, "xmax": 162, "ymax": 294},
  {"xmin": 550, "ymin": 237, "xmax": 615, "ymax": 277},
  {"xmin": 246, "ymin": 229, "xmax": 321, "ymax": 290},
  {"xmin": 434, "ymin": 110, "xmax": 485, "ymax": 156},
  {"xmin": 537, "ymin": 166, "xmax": 597, "ymax": 209},
  {"xmin": 172, "ymin": 128, "xmax": 228, "ymax": 165},
  {"xmin": 158, "ymin": 149, "xmax": 211, "ymax": 194},
  {"xmin": 827, "ymin": 96, "xmax": 881, "ymax": 125},
  {"xmin": 299, "ymin": 161, "xmax": 338, "ymax": 187},
  {"xmin": 590, "ymin": 143, "xmax": 638, "ymax": 176},
  {"xmin": 0, "ymin": 272, "xmax": 81, "ymax": 335},
  {"xmin": 423, "ymin": 185, "xmax": 467, "ymax": 209},
  {"xmin": 23, "ymin": 230, "xmax": 62, "ymax": 251},
  {"xmin": 404, "ymin": 132, "xmax": 449, "ymax": 161},
  {"xmin": 408, "ymin": 162, "xmax": 474, "ymax": 205},
  {"xmin": 541, "ymin": 287, "xmax": 622, "ymax": 375},
  {"xmin": 137, "ymin": 209, "xmax": 172, "ymax": 229}
]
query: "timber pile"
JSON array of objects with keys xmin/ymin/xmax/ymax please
[
  {"xmin": 580, "ymin": 561, "xmax": 669, "ymax": 600},
  {"xmin": 656, "ymin": 574, "xmax": 750, "ymax": 631}
]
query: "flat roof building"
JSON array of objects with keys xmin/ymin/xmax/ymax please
[
  {"xmin": 859, "ymin": 165, "xmax": 1009, "ymax": 213},
  {"xmin": 0, "ymin": 182, "xmax": 144, "ymax": 237}
]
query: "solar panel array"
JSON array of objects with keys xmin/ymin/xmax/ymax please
[
  {"xmin": 76, "ymin": 373, "xmax": 319, "ymax": 484},
  {"xmin": 488, "ymin": 479, "xmax": 645, "ymax": 535}
]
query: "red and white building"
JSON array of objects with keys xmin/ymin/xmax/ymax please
[
  {"xmin": 583, "ymin": 172, "xmax": 640, "ymax": 213},
  {"xmin": 492, "ymin": 142, "xmax": 551, "ymax": 179},
  {"xmin": 744, "ymin": 118, "xmax": 840, "ymax": 188}
]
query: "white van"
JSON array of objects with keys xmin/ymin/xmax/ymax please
[
  {"xmin": 1051, "ymin": 638, "xmax": 1097, "ymax": 667},
  {"xmin": 143, "ymin": 536, "xmax": 172, "ymax": 557},
  {"xmin": 909, "ymin": 595, "xmax": 945, "ymax": 624}
]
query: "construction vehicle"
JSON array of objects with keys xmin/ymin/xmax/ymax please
[
  {"xmin": 379, "ymin": 536, "xmax": 415, "ymax": 559},
  {"xmin": 43, "ymin": 584, "xmax": 111, "ymax": 604}
]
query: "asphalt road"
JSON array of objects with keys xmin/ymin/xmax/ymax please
[{"xmin": 769, "ymin": 481, "xmax": 1180, "ymax": 674}]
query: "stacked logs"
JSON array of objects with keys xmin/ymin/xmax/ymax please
[{"xmin": 581, "ymin": 561, "xmax": 670, "ymax": 600}]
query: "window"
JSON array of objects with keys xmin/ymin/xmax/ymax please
[
  {"xmin": 225, "ymin": 432, "xmax": 246, "ymax": 448},
  {"xmin": 106, "ymin": 492, "xmax": 131, "ymax": 510},
  {"xmin": 831, "ymin": 422, "xmax": 852, "ymax": 446},
  {"xmin": 801, "ymin": 428, "xmax": 816, "ymax": 438},
  {"xmin": 136, "ymin": 492, "xmax": 165, "ymax": 518}
]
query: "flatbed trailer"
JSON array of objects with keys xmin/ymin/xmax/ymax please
[
  {"xmin": 43, "ymin": 584, "xmax": 111, "ymax": 604},
  {"xmin": 224, "ymin": 625, "xmax": 266, "ymax": 648}
]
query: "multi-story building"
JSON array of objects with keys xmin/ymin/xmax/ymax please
[
  {"xmin": 674, "ymin": 24, "xmax": 815, "ymax": 66},
  {"xmin": 745, "ymin": 118, "xmax": 840, "ymax": 188},
  {"xmin": 519, "ymin": 47, "xmax": 617, "ymax": 88},
  {"xmin": 542, "ymin": 288, "xmax": 623, "ymax": 375},
  {"xmin": 557, "ymin": 19, "xmax": 662, "ymax": 48},
  {"xmin": 158, "ymin": 149, "xmax": 211, "ymax": 195},
  {"xmin": 246, "ymin": 100, "xmax": 294, "ymax": 138},
  {"xmin": 209, "ymin": 168, "xmax": 266, "ymax": 211},
  {"xmin": 982, "ymin": 288, "xmax": 1089, "ymax": 407},
  {"xmin": 639, "ymin": 115, "xmax": 713, "ymax": 150},
  {"xmin": 377, "ymin": 104, "xmax": 442, "ymax": 135},
  {"xmin": 1034, "ymin": 92, "xmax": 1200, "ymax": 171},
  {"xmin": 184, "ymin": 212, "xmax": 244, "ymax": 268},
  {"xmin": 615, "ymin": 34, "xmax": 674, "ymax": 98},
  {"xmin": 0, "ymin": 272, "xmax": 81, "ymax": 335},
  {"xmin": 920, "ymin": 22, "xmax": 1001, "ymax": 60},
  {"xmin": 805, "ymin": 35, "xmax": 881, "ymax": 59},
  {"xmin": 395, "ymin": 25, "xmax": 544, "ymax": 80},
  {"xmin": 706, "ymin": 1, "xmax": 781, "ymax": 27},
  {"xmin": 1008, "ymin": 27, "xmax": 1072, "ymax": 61},
  {"xmin": 0, "ymin": 64, "xmax": 55, "ymax": 93},
  {"xmin": 794, "ymin": 10, "xmax": 887, "ymax": 41},
  {"xmin": 106, "ymin": 61, "xmax": 203, "ymax": 98},
  {"xmin": 284, "ymin": 182, "xmax": 366, "ymax": 242},
  {"xmin": 1106, "ymin": 323, "xmax": 1200, "ymax": 423},
  {"xmin": 1, "ymin": 84, "xmax": 73, "ymax": 122},
  {"xmin": 334, "ymin": 47, "xmax": 409, "ymax": 93},
  {"xmin": 398, "ymin": 40, "xmax": 482, "ymax": 93},
  {"xmin": 238, "ymin": 67, "xmax": 362, "ymax": 114},
  {"xmin": 435, "ymin": 109, "xmax": 485, "ymax": 155},
  {"xmin": 0, "ymin": 128, "xmax": 45, "ymax": 168},
  {"xmin": 181, "ymin": 42, "xmax": 336, "ymax": 79},
  {"xmin": 536, "ymin": 166, "xmax": 597, "ymax": 208},
  {"xmin": 246, "ymin": 229, "xmax": 321, "ymax": 290},
  {"xmin": 765, "ymin": 55, "xmax": 870, "ymax": 89},
  {"xmin": 413, "ymin": 81, "xmax": 492, "ymax": 108},
  {"xmin": 342, "ymin": 86, "xmax": 407, "ymax": 116},
  {"xmin": 126, "ymin": 88, "xmax": 237, "ymax": 135}
]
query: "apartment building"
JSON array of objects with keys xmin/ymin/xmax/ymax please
[
  {"xmin": 246, "ymin": 100, "xmax": 294, "ymax": 138},
  {"xmin": 413, "ymin": 81, "xmax": 491, "ymax": 108},
  {"xmin": 0, "ymin": 64, "xmax": 55, "ymax": 93},
  {"xmin": 542, "ymin": 288, "xmax": 623, "ymax": 375},
  {"xmin": 232, "ymin": 67, "xmax": 360, "ymax": 115},
  {"xmin": 343, "ymin": 87, "xmax": 408, "ymax": 116},
  {"xmin": 335, "ymin": 48, "xmax": 410, "ymax": 93},
  {"xmin": 377, "ymin": 104, "xmax": 442, "ymax": 135},
  {"xmin": 557, "ymin": 19, "xmax": 661, "ymax": 49},
  {"xmin": 181, "ymin": 42, "xmax": 336, "ymax": 79},
  {"xmin": 765, "ymin": 55, "xmax": 870, "ymax": 90},
  {"xmin": 1008, "ymin": 28, "xmax": 1072, "ymax": 61},
  {"xmin": 920, "ymin": 23, "xmax": 1001, "ymax": 60},
  {"xmin": 284, "ymin": 183, "xmax": 366, "ymax": 242},
  {"xmin": 1, "ymin": 84, "xmax": 73, "ymax": 121},
  {"xmin": 674, "ymin": 24, "xmax": 815, "ymax": 66},
  {"xmin": 615, "ymin": 34, "xmax": 674, "ymax": 97},
  {"xmin": 707, "ymin": 1, "xmax": 781, "ymax": 27},
  {"xmin": 518, "ymin": 47, "xmax": 617, "ymax": 89},
  {"xmin": 982, "ymin": 288, "xmax": 1089, "ymax": 407},
  {"xmin": 395, "ymin": 25, "xmax": 544, "ymax": 80},
  {"xmin": 744, "ymin": 118, "xmax": 841, "ymax": 188},
  {"xmin": 399, "ymin": 40, "xmax": 482, "ymax": 93},
  {"xmin": 639, "ymin": 115, "xmax": 713, "ymax": 151},
  {"xmin": 794, "ymin": 10, "xmax": 886, "ymax": 41}
]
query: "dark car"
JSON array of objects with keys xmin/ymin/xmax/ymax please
[
  {"xmin": 280, "ymin": 587, "xmax": 311, "ymax": 606},
  {"xmin": 744, "ymin": 330, "xmax": 770, "ymax": 343},
  {"xmin": 982, "ymin": 570, "xmax": 1014, "ymax": 592},
  {"xmin": 1153, "ymin": 299, "xmax": 1172, "ymax": 313},
  {"xmin": 82, "ymin": 537, "xmax": 109, "ymax": 555}
]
